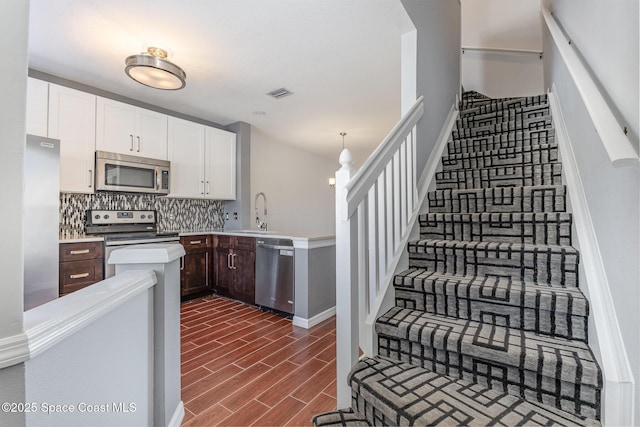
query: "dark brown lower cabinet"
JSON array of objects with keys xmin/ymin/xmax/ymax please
[
  {"xmin": 180, "ymin": 235, "xmax": 214, "ymax": 299},
  {"xmin": 213, "ymin": 235, "xmax": 255, "ymax": 305},
  {"xmin": 59, "ymin": 241, "xmax": 104, "ymax": 296}
]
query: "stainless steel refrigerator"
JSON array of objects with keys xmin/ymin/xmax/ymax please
[{"xmin": 24, "ymin": 135, "xmax": 60, "ymax": 310}]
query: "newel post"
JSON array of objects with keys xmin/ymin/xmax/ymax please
[{"xmin": 335, "ymin": 148, "xmax": 359, "ymax": 409}]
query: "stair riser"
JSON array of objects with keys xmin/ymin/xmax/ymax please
[
  {"xmin": 436, "ymin": 163, "xmax": 563, "ymax": 190},
  {"xmin": 377, "ymin": 335, "xmax": 601, "ymax": 420},
  {"xmin": 451, "ymin": 117, "xmax": 552, "ymax": 140},
  {"xmin": 460, "ymin": 95, "xmax": 549, "ymax": 117},
  {"xmin": 419, "ymin": 212, "xmax": 572, "ymax": 245},
  {"xmin": 447, "ymin": 129, "xmax": 555, "ymax": 155},
  {"xmin": 429, "ymin": 186, "xmax": 567, "ymax": 214},
  {"xmin": 394, "ymin": 286, "xmax": 587, "ymax": 341},
  {"xmin": 456, "ymin": 106, "xmax": 550, "ymax": 129},
  {"xmin": 408, "ymin": 241, "xmax": 579, "ymax": 287},
  {"xmin": 442, "ymin": 144, "xmax": 558, "ymax": 171}
]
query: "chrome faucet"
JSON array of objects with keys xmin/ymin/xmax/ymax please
[{"xmin": 255, "ymin": 192, "xmax": 268, "ymax": 231}]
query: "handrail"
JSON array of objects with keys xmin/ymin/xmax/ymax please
[
  {"xmin": 462, "ymin": 46, "xmax": 543, "ymax": 59},
  {"xmin": 542, "ymin": 6, "xmax": 639, "ymax": 168},
  {"xmin": 343, "ymin": 96, "xmax": 424, "ymax": 220},
  {"xmin": 334, "ymin": 96, "xmax": 425, "ymax": 408}
]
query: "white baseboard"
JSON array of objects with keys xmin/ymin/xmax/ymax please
[
  {"xmin": 292, "ymin": 306, "xmax": 336, "ymax": 329},
  {"xmin": 167, "ymin": 400, "xmax": 185, "ymax": 427},
  {"xmin": 549, "ymin": 88, "xmax": 635, "ymax": 427}
]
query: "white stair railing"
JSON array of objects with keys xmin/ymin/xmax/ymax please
[{"xmin": 334, "ymin": 96, "xmax": 424, "ymax": 408}]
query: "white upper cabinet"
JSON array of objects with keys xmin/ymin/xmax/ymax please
[
  {"xmin": 205, "ymin": 126, "xmax": 236, "ymax": 200},
  {"xmin": 26, "ymin": 77, "xmax": 49, "ymax": 136},
  {"xmin": 48, "ymin": 84, "xmax": 97, "ymax": 194},
  {"xmin": 167, "ymin": 116, "xmax": 206, "ymax": 199},
  {"xmin": 168, "ymin": 117, "xmax": 236, "ymax": 200},
  {"xmin": 96, "ymin": 97, "xmax": 168, "ymax": 160}
]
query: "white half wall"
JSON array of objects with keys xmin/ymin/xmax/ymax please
[
  {"xmin": 461, "ymin": 0, "xmax": 544, "ymax": 97},
  {"xmin": 250, "ymin": 129, "xmax": 337, "ymax": 235}
]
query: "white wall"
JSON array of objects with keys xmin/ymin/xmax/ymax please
[
  {"xmin": 401, "ymin": 0, "xmax": 461, "ymax": 175},
  {"xmin": 461, "ymin": 0, "xmax": 544, "ymax": 97},
  {"xmin": 0, "ymin": 1, "xmax": 29, "ymax": 425},
  {"xmin": 542, "ymin": 0, "xmax": 639, "ymax": 423},
  {"xmin": 25, "ymin": 290, "xmax": 154, "ymax": 427},
  {"xmin": 250, "ymin": 129, "xmax": 337, "ymax": 235}
]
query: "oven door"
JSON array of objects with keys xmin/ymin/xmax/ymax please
[{"xmin": 95, "ymin": 152, "xmax": 170, "ymax": 194}]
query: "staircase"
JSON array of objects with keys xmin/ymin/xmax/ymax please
[{"xmin": 314, "ymin": 92, "xmax": 602, "ymax": 426}]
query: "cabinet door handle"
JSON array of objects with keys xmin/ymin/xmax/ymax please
[
  {"xmin": 189, "ymin": 240, "xmax": 202, "ymax": 245},
  {"xmin": 232, "ymin": 253, "xmax": 237, "ymax": 269},
  {"xmin": 88, "ymin": 169, "xmax": 93, "ymax": 188},
  {"xmin": 206, "ymin": 181, "xmax": 210, "ymax": 195},
  {"xmin": 205, "ymin": 252, "xmax": 209, "ymax": 282},
  {"xmin": 69, "ymin": 249, "xmax": 90, "ymax": 255},
  {"xmin": 136, "ymin": 136, "xmax": 141, "ymax": 152},
  {"xmin": 201, "ymin": 180, "xmax": 205, "ymax": 195},
  {"xmin": 227, "ymin": 253, "xmax": 232, "ymax": 269},
  {"xmin": 129, "ymin": 134, "xmax": 134, "ymax": 151},
  {"xmin": 69, "ymin": 272, "xmax": 90, "ymax": 279}
]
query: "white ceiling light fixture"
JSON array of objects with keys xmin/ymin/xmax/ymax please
[{"xmin": 125, "ymin": 46, "xmax": 186, "ymax": 90}]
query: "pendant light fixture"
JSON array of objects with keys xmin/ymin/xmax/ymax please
[{"xmin": 125, "ymin": 46, "xmax": 186, "ymax": 90}]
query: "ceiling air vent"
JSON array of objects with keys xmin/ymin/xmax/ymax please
[{"xmin": 266, "ymin": 87, "xmax": 293, "ymax": 99}]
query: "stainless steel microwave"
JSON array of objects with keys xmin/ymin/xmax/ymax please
[{"xmin": 95, "ymin": 151, "xmax": 170, "ymax": 194}]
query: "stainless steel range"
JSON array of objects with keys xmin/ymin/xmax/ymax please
[{"xmin": 86, "ymin": 209, "xmax": 180, "ymax": 278}]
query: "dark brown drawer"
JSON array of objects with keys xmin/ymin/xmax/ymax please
[
  {"xmin": 180, "ymin": 235, "xmax": 211, "ymax": 251},
  {"xmin": 60, "ymin": 241, "xmax": 104, "ymax": 262},
  {"xmin": 59, "ymin": 259, "xmax": 104, "ymax": 295},
  {"xmin": 233, "ymin": 236, "xmax": 255, "ymax": 252}
]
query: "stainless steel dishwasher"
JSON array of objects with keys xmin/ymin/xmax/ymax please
[{"xmin": 255, "ymin": 238, "xmax": 294, "ymax": 315}]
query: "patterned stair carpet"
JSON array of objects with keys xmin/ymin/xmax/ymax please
[{"xmin": 313, "ymin": 92, "xmax": 602, "ymax": 426}]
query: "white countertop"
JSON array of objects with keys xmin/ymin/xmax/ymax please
[{"xmin": 60, "ymin": 229, "xmax": 335, "ymax": 249}]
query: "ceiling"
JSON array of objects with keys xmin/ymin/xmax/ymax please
[{"xmin": 28, "ymin": 0, "xmax": 413, "ymax": 164}]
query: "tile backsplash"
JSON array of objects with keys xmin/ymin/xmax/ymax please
[{"xmin": 60, "ymin": 192, "xmax": 225, "ymax": 236}]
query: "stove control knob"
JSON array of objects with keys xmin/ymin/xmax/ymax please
[
  {"xmin": 104, "ymin": 214, "xmax": 110, "ymax": 220},
  {"xmin": 140, "ymin": 214, "xmax": 146, "ymax": 219},
  {"xmin": 94, "ymin": 214, "xmax": 100, "ymax": 220},
  {"xmin": 148, "ymin": 213, "xmax": 154, "ymax": 220}
]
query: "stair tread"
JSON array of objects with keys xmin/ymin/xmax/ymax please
[
  {"xmin": 435, "ymin": 162, "xmax": 564, "ymax": 190},
  {"xmin": 428, "ymin": 184, "xmax": 567, "ymax": 214},
  {"xmin": 408, "ymin": 238, "xmax": 579, "ymax": 287},
  {"xmin": 441, "ymin": 143, "xmax": 559, "ymax": 172},
  {"xmin": 345, "ymin": 356, "xmax": 599, "ymax": 427},
  {"xmin": 447, "ymin": 129, "xmax": 556, "ymax": 155},
  {"xmin": 451, "ymin": 116, "xmax": 553, "ymax": 140},
  {"xmin": 456, "ymin": 104, "xmax": 551, "ymax": 127},
  {"xmin": 419, "ymin": 211, "xmax": 573, "ymax": 245},
  {"xmin": 376, "ymin": 307, "xmax": 601, "ymax": 386},
  {"xmin": 395, "ymin": 267, "xmax": 587, "ymax": 310}
]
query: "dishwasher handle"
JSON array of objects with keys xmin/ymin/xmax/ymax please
[{"xmin": 256, "ymin": 243, "xmax": 294, "ymax": 251}]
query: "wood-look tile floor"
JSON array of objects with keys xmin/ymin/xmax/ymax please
[{"xmin": 180, "ymin": 295, "xmax": 337, "ymax": 426}]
